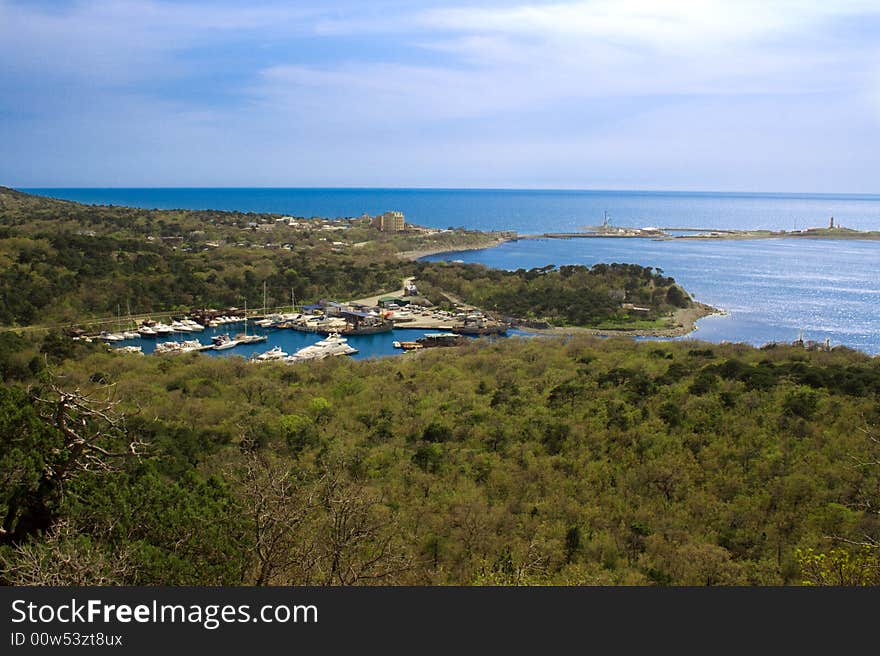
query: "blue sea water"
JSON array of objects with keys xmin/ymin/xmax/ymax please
[
  {"xmin": 23, "ymin": 188, "xmax": 880, "ymax": 354},
  {"xmin": 22, "ymin": 187, "xmax": 880, "ymax": 233}
]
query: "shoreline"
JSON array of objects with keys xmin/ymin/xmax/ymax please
[
  {"xmin": 402, "ymin": 228, "xmax": 880, "ymax": 261},
  {"xmin": 397, "ymin": 236, "xmax": 515, "ymax": 261},
  {"xmin": 515, "ymin": 302, "xmax": 723, "ymax": 339},
  {"xmin": 518, "ymin": 229, "xmax": 880, "ymax": 242}
]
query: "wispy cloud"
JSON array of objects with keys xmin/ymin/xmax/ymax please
[
  {"xmin": 1, "ymin": 0, "xmax": 878, "ymax": 189},
  {"xmin": 0, "ymin": 0, "xmax": 315, "ymax": 83}
]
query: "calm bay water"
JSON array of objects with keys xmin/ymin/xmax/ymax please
[{"xmin": 24, "ymin": 188, "xmax": 880, "ymax": 354}]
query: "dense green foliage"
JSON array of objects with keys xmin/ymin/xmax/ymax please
[
  {"xmin": 3, "ymin": 187, "xmax": 877, "ymax": 586},
  {"xmin": 2, "ymin": 333, "xmax": 878, "ymax": 585},
  {"xmin": 0, "ymin": 231, "xmax": 409, "ymax": 325},
  {"xmin": 0, "ymin": 188, "xmax": 685, "ymax": 328},
  {"xmin": 415, "ymin": 261, "xmax": 692, "ymax": 326}
]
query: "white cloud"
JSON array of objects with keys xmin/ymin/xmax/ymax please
[
  {"xmin": 253, "ymin": 0, "xmax": 880, "ymax": 126},
  {"xmin": 0, "ymin": 0, "xmax": 315, "ymax": 83},
  {"xmin": 2, "ymin": 0, "xmax": 878, "ymax": 188}
]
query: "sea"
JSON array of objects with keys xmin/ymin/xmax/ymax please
[{"xmin": 22, "ymin": 188, "xmax": 880, "ymax": 356}]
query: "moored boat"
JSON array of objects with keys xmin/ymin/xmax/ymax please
[
  {"xmin": 212, "ymin": 335, "xmax": 239, "ymax": 350},
  {"xmin": 255, "ymin": 346, "xmax": 288, "ymax": 361},
  {"xmin": 284, "ymin": 333, "xmax": 358, "ymax": 363}
]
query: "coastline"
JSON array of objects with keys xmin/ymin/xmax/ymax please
[
  {"xmin": 397, "ymin": 235, "xmax": 515, "ymax": 261},
  {"xmin": 522, "ymin": 228, "xmax": 880, "ymax": 241},
  {"xmin": 515, "ymin": 302, "xmax": 723, "ymax": 339}
]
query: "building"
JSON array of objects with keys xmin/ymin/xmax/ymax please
[{"xmin": 371, "ymin": 211, "xmax": 406, "ymax": 232}]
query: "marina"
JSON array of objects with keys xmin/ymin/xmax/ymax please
[
  {"xmin": 101, "ymin": 281, "xmax": 513, "ymax": 360},
  {"xmin": 108, "ymin": 321, "xmax": 517, "ymax": 360}
]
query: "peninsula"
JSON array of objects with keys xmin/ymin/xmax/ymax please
[
  {"xmin": 519, "ymin": 217, "xmax": 880, "ymax": 241},
  {"xmin": 0, "ymin": 187, "xmax": 707, "ymax": 338}
]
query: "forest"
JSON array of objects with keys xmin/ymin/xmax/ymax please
[
  {"xmin": 1, "ymin": 331, "xmax": 878, "ymax": 585},
  {"xmin": 0, "ymin": 188, "xmax": 689, "ymax": 329},
  {"xmin": 414, "ymin": 261, "xmax": 692, "ymax": 325}
]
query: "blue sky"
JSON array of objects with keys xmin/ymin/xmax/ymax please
[{"xmin": 1, "ymin": 0, "xmax": 878, "ymax": 191}]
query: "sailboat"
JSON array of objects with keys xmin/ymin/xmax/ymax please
[
  {"xmin": 120, "ymin": 301, "xmax": 140, "ymax": 339},
  {"xmin": 99, "ymin": 304, "xmax": 128, "ymax": 341},
  {"xmin": 254, "ymin": 282, "xmax": 283, "ymax": 327},
  {"xmin": 234, "ymin": 298, "xmax": 267, "ymax": 345}
]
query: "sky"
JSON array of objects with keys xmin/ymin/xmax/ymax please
[{"xmin": 1, "ymin": 0, "xmax": 879, "ymax": 192}]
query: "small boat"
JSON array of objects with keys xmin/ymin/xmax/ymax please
[
  {"xmin": 213, "ymin": 335, "xmax": 239, "ymax": 350},
  {"xmin": 98, "ymin": 331, "xmax": 124, "ymax": 342},
  {"xmin": 179, "ymin": 339, "xmax": 205, "ymax": 352},
  {"xmin": 138, "ymin": 325, "xmax": 157, "ymax": 337},
  {"xmin": 154, "ymin": 323, "xmax": 174, "ymax": 335},
  {"xmin": 255, "ymin": 346, "xmax": 288, "ymax": 361},
  {"xmin": 235, "ymin": 333, "xmax": 268, "ymax": 344},
  {"xmin": 255, "ymin": 314, "xmax": 284, "ymax": 328},
  {"xmin": 121, "ymin": 331, "xmax": 140, "ymax": 339}
]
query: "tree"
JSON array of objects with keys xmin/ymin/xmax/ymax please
[
  {"xmin": 231, "ymin": 450, "xmax": 320, "ymax": 585},
  {"xmin": 0, "ymin": 381, "xmax": 143, "ymax": 544},
  {"xmin": 313, "ymin": 470, "xmax": 411, "ymax": 585},
  {"xmin": 0, "ymin": 520, "xmax": 132, "ymax": 586},
  {"xmin": 796, "ymin": 547, "xmax": 880, "ymax": 586}
]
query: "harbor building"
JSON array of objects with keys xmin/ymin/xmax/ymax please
[{"xmin": 371, "ymin": 211, "xmax": 406, "ymax": 232}]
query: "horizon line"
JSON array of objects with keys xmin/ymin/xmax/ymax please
[{"xmin": 15, "ymin": 185, "xmax": 880, "ymax": 198}]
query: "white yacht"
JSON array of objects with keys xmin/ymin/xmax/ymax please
[
  {"xmin": 284, "ymin": 333, "xmax": 358, "ymax": 363},
  {"xmin": 255, "ymin": 313, "xmax": 284, "ymax": 328},
  {"xmin": 212, "ymin": 333, "xmax": 239, "ymax": 350},
  {"xmin": 154, "ymin": 339, "xmax": 204, "ymax": 355},
  {"xmin": 255, "ymin": 346, "xmax": 288, "ymax": 361}
]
